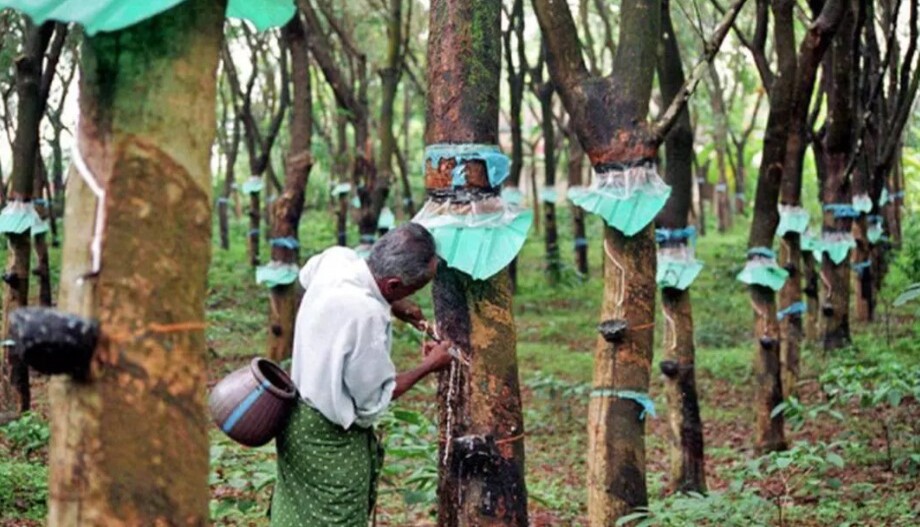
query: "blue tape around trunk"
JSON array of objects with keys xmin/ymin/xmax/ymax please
[
  {"xmin": 33, "ymin": 199, "xmax": 48, "ymax": 207},
  {"xmin": 655, "ymin": 226, "xmax": 697, "ymax": 245},
  {"xmin": 360, "ymin": 234, "xmax": 376, "ymax": 244},
  {"xmin": 574, "ymin": 237, "xmax": 588, "ymax": 248},
  {"xmin": 823, "ymin": 203, "xmax": 860, "ymax": 219},
  {"xmin": 777, "ymin": 301, "xmax": 806, "ymax": 321},
  {"xmin": 270, "ymin": 237, "xmax": 299, "ymax": 250},
  {"xmin": 747, "ymin": 247, "xmax": 776, "ymax": 260},
  {"xmin": 216, "ymin": 197, "xmax": 230, "ymax": 204},
  {"xmin": 892, "ymin": 191, "xmax": 905, "ymax": 199},
  {"xmin": 851, "ymin": 260, "xmax": 871, "ymax": 274},
  {"xmin": 248, "ymin": 229, "xmax": 260, "ymax": 237},
  {"xmin": 715, "ymin": 183, "xmax": 727, "ymax": 192},
  {"xmin": 590, "ymin": 389, "xmax": 656, "ymax": 420},
  {"xmin": 867, "ymin": 214, "xmax": 883, "ymax": 224},
  {"xmin": 425, "ymin": 143, "xmax": 510, "ymax": 188},
  {"xmin": 221, "ymin": 379, "xmax": 272, "ymax": 434}
]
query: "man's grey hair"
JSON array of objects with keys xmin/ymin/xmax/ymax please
[{"xmin": 367, "ymin": 222, "xmax": 437, "ymax": 287}]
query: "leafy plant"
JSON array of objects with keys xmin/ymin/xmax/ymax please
[
  {"xmin": 377, "ymin": 407, "xmax": 439, "ymax": 508},
  {"xmin": 0, "ymin": 411, "xmax": 50, "ymax": 457}
]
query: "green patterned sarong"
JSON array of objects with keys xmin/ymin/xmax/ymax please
[{"xmin": 271, "ymin": 401, "xmax": 383, "ymax": 527}]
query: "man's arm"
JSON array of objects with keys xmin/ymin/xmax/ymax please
[
  {"xmin": 392, "ymin": 340, "xmax": 454, "ymax": 400},
  {"xmin": 390, "ymin": 298, "xmax": 425, "ymax": 329}
]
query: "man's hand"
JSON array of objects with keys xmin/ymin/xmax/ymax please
[
  {"xmin": 422, "ymin": 340, "xmax": 454, "ymax": 372},
  {"xmin": 391, "ymin": 298, "xmax": 425, "ymax": 330}
]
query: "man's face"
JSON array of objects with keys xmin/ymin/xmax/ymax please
[{"xmin": 380, "ymin": 257, "xmax": 438, "ymax": 302}]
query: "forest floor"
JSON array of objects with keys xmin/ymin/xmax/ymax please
[{"xmin": 1, "ymin": 203, "xmax": 918, "ymax": 526}]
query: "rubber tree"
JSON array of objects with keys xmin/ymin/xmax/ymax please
[
  {"xmin": 374, "ymin": 0, "xmax": 403, "ymax": 234},
  {"xmin": 530, "ymin": 49, "xmax": 561, "ymax": 285},
  {"xmin": 567, "ymin": 131, "xmax": 589, "ymax": 275},
  {"xmin": 216, "ymin": 78, "xmax": 243, "ymax": 251},
  {"xmin": 817, "ymin": 0, "xmax": 857, "ymax": 351},
  {"xmin": 706, "ymin": 65, "xmax": 733, "ymax": 232},
  {"xmin": 655, "ymin": 0, "xmax": 705, "ymax": 494},
  {"xmin": 266, "ymin": 14, "xmax": 314, "ymax": 362},
  {"xmin": 533, "ymin": 0, "xmax": 744, "ymax": 520},
  {"xmin": 46, "ymin": 1, "xmax": 225, "ymax": 523},
  {"xmin": 777, "ymin": 0, "xmax": 847, "ymax": 398},
  {"xmin": 502, "ymin": 0, "xmax": 526, "ymax": 290},
  {"xmin": 222, "ymin": 28, "xmax": 289, "ymax": 267},
  {"xmin": 426, "ymin": 1, "xmax": 528, "ymax": 524},
  {"xmin": 0, "ymin": 19, "xmax": 54, "ymax": 421}
]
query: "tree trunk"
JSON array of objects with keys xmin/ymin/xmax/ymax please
[
  {"xmin": 537, "ymin": 78, "xmax": 560, "ymax": 285},
  {"xmin": 427, "ymin": 1, "xmax": 528, "ymax": 524},
  {"xmin": 33, "ymin": 159, "xmax": 52, "ymax": 307},
  {"xmin": 707, "ymin": 65, "xmax": 732, "ymax": 232},
  {"xmin": 656, "ymin": 0, "xmax": 706, "ymax": 494},
  {"xmin": 819, "ymin": 1, "xmax": 856, "ymax": 351},
  {"xmin": 802, "ymin": 250, "xmax": 819, "ymax": 343},
  {"xmin": 48, "ymin": 2, "xmax": 224, "ymax": 524},
  {"xmin": 219, "ymin": 113, "xmax": 241, "ymax": 251},
  {"xmin": 734, "ymin": 140, "xmax": 747, "ymax": 215},
  {"xmin": 248, "ymin": 191, "xmax": 261, "ymax": 266},
  {"xmin": 267, "ymin": 16, "xmax": 313, "ymax": 363},
  {"xmin": 0, "ymin": 20, "xmax": 53, "ymax": 419},
  {"xmin": 568, "ymin": 135, "xmax": 588, "ymax": 275},
  {"xmin": 534, "ymin": 0, "xmax": 661, "ymax": 521}
]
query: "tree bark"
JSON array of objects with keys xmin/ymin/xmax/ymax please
[
  {"xmin": 534, "ymin": 61, "xmax": 560, "ymax": 285},
  {"xmin": 707, "ymin": 65, "xmax": 732, "ymax": 232},
  {"xmin": 534, "ymin": 0, "xmax": 660, "ymax": 521},
  {"xmin": 656, "ymin": 0, "xmax": 706, "ymax": 494},
  {"xmin": 427, "ymin": 2, "xmax": 528, "ymax": 524},
  {"xmin": 567, "ymin": 135, "xmax": 588, "ymax": 275},
  {"xmin": 819, "ymin": 0, "xmax": 856, "ymax": 351},
  {"xmin": 267, "ymin": 15, "xmax": 314, "ymax": 363},
  {"xmin": 0, "ymin": 19, "xmax": 53, "ymax": 419},
  {"xmin": 47, "ymin": 1, "xmax": 224, "ymax": 524}
]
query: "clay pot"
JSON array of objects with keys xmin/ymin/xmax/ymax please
[{"xmin": 209, "ymin": 358, "xmax": 297, "ymax": 447}]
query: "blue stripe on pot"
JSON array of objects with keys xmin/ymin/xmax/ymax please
[{"xmin": 221, "ymin": 379, "xmax": 272, "ymax": 434}]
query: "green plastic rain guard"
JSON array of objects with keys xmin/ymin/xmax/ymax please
[
  {"xmin": 412, "ymin": 197, "xmax": 533, "ymax": 280},
  {"xmin": 501, "ymin": 187, "xmax": 523, "ymax": 206},
  {"xmin": 852, "ymin": 193, "xmax": 872, "ymax": 214},
  {"xmin": 821, "ymin": 232, "xmax": 856, "ymax": 265},
  {"xmin": 354, "ymin": 244, "xmax": 372, "ymax": 260},
  {"xmin": 568, "ymin": 162, "xmax": 671, "ymax": 236},
  {"xmin": 0, "ymin": 202, "xmax": 42, "ymax": 235},
  {"xmin": 255, "ymin": 261, "xmax": 299, "ymax": 287},
  {"xmin": 801, "ymin": 231, "xmax": 824, "ymax": 263},
  {"xmin": 241, "ymin": 176, "xmax": 264, "ymax": 195},
  {"xmin": 736, "ymin": 247, "xmax": 789, "ymax": 291},
  {"xmin": 425, "ymin": 144, "xmax": 510, "ymax": 187},
  {"xmin": 879, "ymin": 188, "xmax": 890, "ymax": 206},
  {"xmin": 377, "ymin": 207, "xmax": 395, "ymax": 230},
  {"xmin": 867, "ymin": 215, "xmax": 884, "ymax": 244},
  {"xmin": 776, "ymin": 204, "xmax": 810, "ymax": 236},
  {"xmin": 656, "ymin": 249, "xmax": 704, "ymax": 291},
  {"xmin": 31, "ymin": 219, "xmax": 50, "ymax": 237},
  {"xmin": 331, "ymin": 183, "xmax": 352, "ymax": 197},
  {"xmin": 0, "ymin": 0, "xmax": 295, "ymax": 35},
  {"xmin": 351, "ymin": 196, "xmax": 361, "ymax": 209},
  {"xmin": 539, "ymin": 188, "xmax": 558, "ymax": 204}
]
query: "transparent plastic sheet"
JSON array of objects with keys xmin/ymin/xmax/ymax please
[
  {"xmin": 656, "ymin": 245, "xmax": 704, "ymax": 290},
  {"xmin": 255, "ymin": 261, "xmax": 299, "ymax": 288},
  {"xmin": 567, "ymin": 161, "xmax": 671, "ymax": 236},
  {"xmin": 241, "ymin": 176, "xmax": 264, "ymax": 195},
  {"xmin": 852, "ymin": 193, "xmax": 872, "ymax": 214},
  {"xmin": 501, "ymin": 187, "xmax": 524, "ymax": 206},
  {"xmin": 736, "ymin": 248, "xmax": 789, "ymax": 291},
  {"xmin": 776, "ymin": 204, "xmax": 810, "ymax": 236},
  {"xmin": 377, "ymin": 207, "xmax": 395, "ymax": 231},
  {"xmin": 0, "ymin": 0, "xmax": 295, "ymax": 35},
  {"xmin": 821, "ymin": 231, "xmax": 856, "ymax": 265},
  {"xmin": 539, "ymin": 187, "xmax": 558, "ymax": 204},
  {"xmin": 31, "ymin": 219, "xmax": 50, "ymax": 237},
  {"xmin": 412, "ymin": 196, "xmax": 533, "ymax": 280},
  {"xmin": 0, "ymin": 201, "xmax": 42, "ymax": 235},
  {"xmin": 425, "ymin": 144, "xmax": 511, "ymax": 188},
  {"xmin": 330, "ymin": 182, "xmax": 351, "ymax": 197}
]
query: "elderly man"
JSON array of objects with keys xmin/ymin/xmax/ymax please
[{"xmin": 271, "ymin": 223, "xmax": 453, "ymax": 527}]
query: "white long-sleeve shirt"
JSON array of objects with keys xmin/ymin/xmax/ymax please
[{"xmin": 291, "ymin": 247, "xmax": 396, "ymax": 429}]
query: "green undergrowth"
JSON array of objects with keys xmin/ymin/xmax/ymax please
[{"xmin": 2, "ymin": 194, "xmax": 918, "ymax": 525}]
